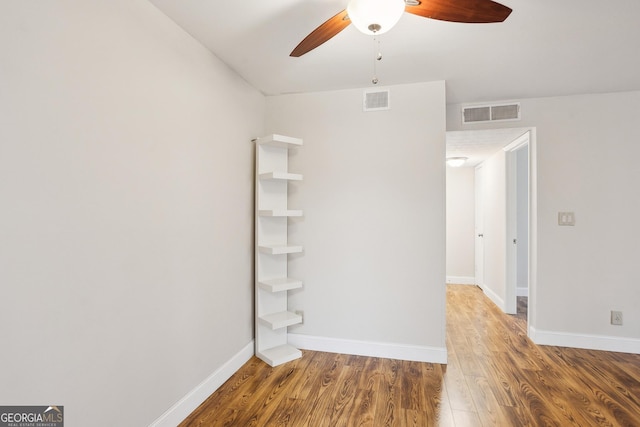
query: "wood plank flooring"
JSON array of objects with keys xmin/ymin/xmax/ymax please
[{"xmin": 180, "ymin": 285, "xmax": 640, "ymax": 426}]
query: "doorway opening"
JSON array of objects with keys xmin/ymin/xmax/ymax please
[{"xmin": 446, "ymin": 128, "xmax": 536, "ymax": 334}]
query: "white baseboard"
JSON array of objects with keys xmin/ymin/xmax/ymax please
[
  {"xmin": 530, "ymin": 327, "xmax": 640, "ymax": 354},
  {"xmin": 516, "ymin": 286, "xmax": 528, "ymax": 297},
  {"xmin": 482, "ymin": 285, "xmax": 505, "ymax": 312},
  {"xmin": 446, "ymin": 276, "xmax": 476, "ymax": 285},
  {"xmin": 149, "ymin": 340, "xmax": 254, "ymax": 427},
  {"xmin": 288, "ymin": 333, "xmax": 447, "ymax": 364}
]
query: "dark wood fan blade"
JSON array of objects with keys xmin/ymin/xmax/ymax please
[
  {"xmin": 290, "ymin": 10, "xmax": 350, "ymax": 57},
  {"xmin": 406, "ymin": 0, "xmax": 512, "ymax": 23}
]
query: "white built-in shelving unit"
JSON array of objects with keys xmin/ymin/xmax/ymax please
[{"xmin": 254, "ymin": 134, "xmax": 303, "ymax": 367}]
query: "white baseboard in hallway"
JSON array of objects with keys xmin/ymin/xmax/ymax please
[
  {"xmin": 481, "ymin": 285, "xmax": 506, "ymax": 312},
  {"xmin": 446, "ymin": 276, "xmax": 476, "ymax": 285}
]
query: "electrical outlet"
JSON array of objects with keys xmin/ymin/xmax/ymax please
[{"xmin": 611, "ymin": 311, "xmax": 623, "ymax": 326}]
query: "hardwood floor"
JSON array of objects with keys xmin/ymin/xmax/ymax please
[
  {"xmin": 180, "ymin": 285, "xmax": 640, "ymax": 426},
  {"xmin": 516, "ymin": 295, "xmax": 528, "ymax": 324}
]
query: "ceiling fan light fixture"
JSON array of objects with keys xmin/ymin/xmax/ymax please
[
  {"xmin": 446, "ymin": 157, "xmax": 469, "ymax": 167},
  {"xmin": 347, "ymin": 0, "xmax": 406, "ymax": 35}
]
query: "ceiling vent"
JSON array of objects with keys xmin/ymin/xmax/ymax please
[
  {"xmin": 462, "ymin": 102, "xmax": 520, "ymax": 124},
  {"xmin": 363, "ymin": 89, "xmax": 390, "ymax": 111}
]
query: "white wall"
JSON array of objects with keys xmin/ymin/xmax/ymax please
[
  {"xmin": 446, "ymin": 166, "xmax": 475, "ymax": 284},
  {"xmin": 0, "ymin": 1, "xmax": 263, "ymax": 426},
  {"xmin": 265, "ymin": 82, "xmax": 447, "ymax": 362},
  {"xmin": 448, "ymin": 91, "xmax": 640, "ymax": 353}
]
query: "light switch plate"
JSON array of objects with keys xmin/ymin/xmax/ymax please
[{"xmin": 558, "ymin": 211, "xmax": 575, "ymax": 226}]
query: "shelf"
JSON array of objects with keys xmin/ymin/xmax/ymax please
[
  {"xmin": 258, "ymin": 244, "xmax": 303, "ymax": 255},
  {"xmin": 259, "ymin": 172, "xmax": 303, "ymax": 181},
  {"xmin": 259, "ymin": 311, "xmax": 302, "ymax": 330},
  {"xmin": 258, "ymin": 277, "xmax": 303, "ymax": 293},
  {"xmin": 256, "ymin": 134, "xmax": 303, "ymax": 149},
  {"xmin": 257, "ymin": 345, "xmax": 302, "ymax": 367},
  {"xmin": 255, "ymin": 132, "xmax": 303, "ymax": 367},
  {"xmin": 258, "ymin": 209, "xmax": 303, "ymax": 217}
]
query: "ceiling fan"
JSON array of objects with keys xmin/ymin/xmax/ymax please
[{"xmin": 290, "ymin": 0, "xmax": 512, "ymax": 57}]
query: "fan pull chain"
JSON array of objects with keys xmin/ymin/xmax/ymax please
[{"xmin": 372, "ymin": 34, "xmax": 382, "ymax": 84}]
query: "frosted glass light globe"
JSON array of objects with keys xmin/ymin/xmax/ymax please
[
  {"xmin": 446, "ymin": 157, "xmax": 469, "ymax": 167},
  {"xmin": 347, "ymin": 0, "xmax": 406, "ymax": 35}
]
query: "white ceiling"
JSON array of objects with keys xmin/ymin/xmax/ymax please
[
  {"xmin": 149, "ymin": 0, "xmax": 640, "ymax": 104},
  {"xmin": 446, "ymin": 127, "xmax": 529, "ymax": 167},
  {"xmin": 147, "ymin": 0, "xmax": 640, "ymax": 164}
]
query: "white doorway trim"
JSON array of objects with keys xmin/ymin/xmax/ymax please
[{"xmin": 527, "ymin": 129, "xmax": 537, "ymax": 334}]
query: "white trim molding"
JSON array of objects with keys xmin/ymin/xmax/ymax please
[
  {"xmin": 288, "ymin": 333, "xmax": 447, "ymax": 364},
  {"xmin": 502, "ymin": 131, "xmax": 530, "ymax": 152},
  {"xmin": 530, "ymin": 327, "xmax": 640, "ymax": 354},
  {"xmin": 516, "ymin": 286, "xmax": 528, "ymax": 297},
  {"xmin": 446, "ymin": 276, "xmax": 476, "ymax": 285},
  {"xmin": 482, "ymin": 286, "xmax": 505, "ymax": 313},
  {"xmin": 150, "ymin": 340, "xmax": 254, "ymax": 427}
]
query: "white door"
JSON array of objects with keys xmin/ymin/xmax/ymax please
[
  {"xmin": 475, "ymin": 165, "xmax": 484, "ymax": 290},
  {"xmin": 505, "ymin": 132, "xmax": 530, "ymax": 315}
]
